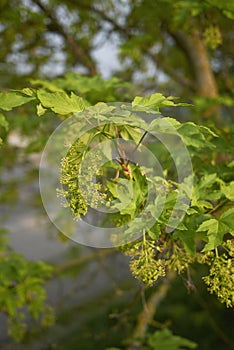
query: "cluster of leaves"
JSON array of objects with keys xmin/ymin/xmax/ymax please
[
  {"xmin": 58, "ymin": 93, "xmax": 233, "ymax": 307},
  {"xmin": 0, "ymin": 73, "xmax": 129, "ymax": 118},
  {"xmin": 0, "ymin": 73, "xmax": 131, "ymax": 153},
  {"xmin": 1, "ymin": 84, "xmax": 234, "ymax": 306},
  {"xmin": 31, "ymin": 72, "xmax": 131, "ymax": 104},
  {"xmin": 0, "ymin": 229, "xmax": 54, "ymax": 341}
]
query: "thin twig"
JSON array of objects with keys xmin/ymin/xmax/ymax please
[{"xmin": 52, "ymin": 248, "xmax": 114, "ymax": 277}]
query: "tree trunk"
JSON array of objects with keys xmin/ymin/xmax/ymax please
[{"xmin": 170, "ymin": 29, "xmax": 220, "ymax": 121}]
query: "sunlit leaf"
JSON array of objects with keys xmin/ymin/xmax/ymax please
[
  {"xmin": 220, "ymin": 181, "xmax": 234, "ymax": 200},
  {"xmin": 197, "ymin": 212, "xmax": 234, "ymax": 251},
  {"xmin": 0, "ymin": 113, "xmax": 9, "ymax": 131},
  {"xmin": 0, "ymin": 92, "xmax": 35, "ymax": 111},
  {"xmin": 37, "ymin": 90, "xmax": 89, "ymax": 115}
]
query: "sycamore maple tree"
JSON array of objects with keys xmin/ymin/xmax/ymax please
[
  {"xmin": 0, "ymin": 0, "xmax": 234, "ymax": 348},
  {"xmin": 0, "ymin": 74, "xmax": 233, "ymax": 346}
]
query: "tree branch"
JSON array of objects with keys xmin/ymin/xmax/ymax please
[
  {"xmin": 127, "ymin": 271, "xmax": 176, "ymax": 350},
  {"xmin": 32, "ymin": 0, "xmax": 97, "ymax": 76},
  {"xmin": 53, "ymin": 248, "xmax": 114, "ymax": 276},
  {"xmin": 147, "ymin": 52, "xmax": 196, "ymax": 92},
  {"xmin": 66, "ymin": 0, "xmax": 128, "ymax": 35}
]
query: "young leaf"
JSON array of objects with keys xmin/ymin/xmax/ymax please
[
  {"xmin": 199, "ymin": 125, "xmax": 218, "ymax": 137},
  {"xmin": 119, "ymin": 125, "xmax": 142, "ymax": 143},
  {"xmin": 12, "ymin": 88, "xmax": 35, "ymax": 97},
  {"xmin": 132, "ymin": 93, "xmax": 165, "ymax": 112},
  {"xmin": 90, "ymin": 102, "xmax": 115, "ymax": 114},
  {"xmin": 220, "ymin": 181, "xmax": 234, "ymax": 200},
  {"xmin": 37, "ymin": 90, "xmax": 89, "ymax": 115},
  {"xmin": 0, "ymin": 92, "xmax": 35, "ymax": 111},
  {"xmin": 36, "ymin": 103, "xmax": 47, "ymax": 117},
  {"xmin": 198, "ymin": 173, "xmax": 218, "ymax": 189},
  {"xmin": 148, "ymin": 117, "xmax": 179, "ymax": 134},
  {"xmin": 176, "ymin": 122, "xmax": 215, "ymax": 148},
  {"xmin": 197, "ymin": 214, "xmax": 233, "ymax": 251},
  {"xmin": 132, "ymin": 93, "xmax": 190, "ymax": 113}
]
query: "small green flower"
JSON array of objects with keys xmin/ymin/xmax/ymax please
[{"xmin": 203, "ymin": 240, "xmax": 234, "ymax": 307}]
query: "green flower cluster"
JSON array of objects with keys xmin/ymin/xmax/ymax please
[
  {"xmin": 203, "ymin": 25, "xmax": 222, "ymax": 49},
  {"xmin": 203, "ymin": 240, "xmax": 234, "ymax": 307},
  {"xmin": 59, "ymin": 142, "xmax": 88, "ymax": 217},
  {"xmin": 59, "ymin": 138, "xmax": 109, "ymax": 218},
  {"xmin": 125, "ymin": 236, "xmax": 194, "ymax": 286},
  {"xmin": 169, "ymin": 243, "xmax": 194, "ymax": 274},
  {"xmin": 129, "ymin": 246, "xmax": 166, "ymax": 286},
  {"xmin": 124, "ymin": 235, "xmax": 165, "ymax": 286},
  {"xmin": 78, "ymin": 148, "xmax": 109, "ymax": 208}
]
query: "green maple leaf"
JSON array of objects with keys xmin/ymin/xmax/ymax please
[
  {"xmin": 37, "ymin": 90, "xmax": 89, "ymax": 115},
  {"xmin": 197, "ymin": 208, "xmax": 234, "ymax": 251},
  {"xmin": 220, "ymin": 181, "xmax": 234, "ymax": 200},
  {"xmin": 132, "ymin": 93, "xmax": 189, "ymax": 113},
  {"xmin": 176, "ymin": 123, "xmax": 215, "ymax": 148},
  {"xmin": 197, "ymin": 219, "xmax": 227, "ymax": 251},
  {"xmin": 132, "ymin": 93, "xmax": 165, "ymax": 112},
  {"xmin": 0, "ymin": 92, "xmax": 35, "ymax": 111},
  {"xmin": 220, "ymin": 208, "xmax": 234, "ymax": 232}
]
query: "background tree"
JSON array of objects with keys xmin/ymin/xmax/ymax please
[{"xmin": 1, "ymin": 0, "xmax": 234, "ymax": 123}]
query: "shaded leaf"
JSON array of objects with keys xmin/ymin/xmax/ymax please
[
  {"xmin": 147, "ymin": 328, "xmax": 197, "ymax": 349},
  {"xmin": 220, "ymin": 208, "xmax": 234, "ymax": 233},
  {"xmin": 148, "ymin": 117, "xmax": 179, "ymax": 134},
  {"xmin": 174, "ymin": 229, "xmax": 196, "ymax": 255}
]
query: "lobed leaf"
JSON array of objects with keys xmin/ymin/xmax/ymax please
[
  {"xmin": 37, "ymin": 90, "xmax": 89, "ymax": 115},
  {"xmin": 0, "ymin": 92, "xmax": 35, "ymax": 111},
  {"xmin": 197, "ymin": 209, "xmax": 234, "ymax": 251}
]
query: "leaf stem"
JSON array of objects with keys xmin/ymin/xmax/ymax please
[{"xmin": 132, "ymin": 130, "xmax": 148, "ymax": 153}]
